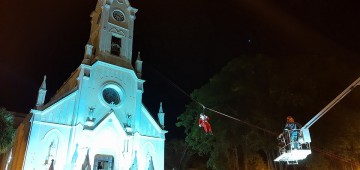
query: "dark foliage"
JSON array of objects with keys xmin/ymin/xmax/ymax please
[{"xmin": 0, "ymin": 107, "xmax": 15, "ymax": 154}]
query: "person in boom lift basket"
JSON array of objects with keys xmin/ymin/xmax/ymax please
[{"xmin": 284, "ymin": 116, "xmax": 302, "ymax": 149}]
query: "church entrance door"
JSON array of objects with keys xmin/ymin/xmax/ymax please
[{"xmin": 93, "ymin": 154, "xmax": 114, "ymax": 170}]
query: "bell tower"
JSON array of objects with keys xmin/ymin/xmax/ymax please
[{"xmin": 82, "ymin": 0, "xmax": 138, "ymax": 69}]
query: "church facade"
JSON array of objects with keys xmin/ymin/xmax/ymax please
[{"xmin": 1, "ymin": 0, "xmax": 167, "ymax": 169}]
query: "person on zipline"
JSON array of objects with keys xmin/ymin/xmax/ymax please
[{"xmin": 198, "ymin": 113, "xmax": 213, "ymax": 135}]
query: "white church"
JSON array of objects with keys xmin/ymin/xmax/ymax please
[{"xmin": 0, "ymin": 0, "xmax": 167, "ymax": 169}]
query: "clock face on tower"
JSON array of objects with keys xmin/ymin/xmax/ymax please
[{"xmin": 112, "ymin": 10, "xmax": 125, "ymax": 22}]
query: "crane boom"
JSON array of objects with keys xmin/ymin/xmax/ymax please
[{"xmin": 301, "ymin": 76, "xmax": 360, "ymax": 130}]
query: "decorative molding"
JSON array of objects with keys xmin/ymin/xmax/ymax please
[
  {"xmin": 41, "ymin": 128, "xmax": 63, "ymax": 142},
  {"xmin": 109, "ymin": 27, "xmax": 125, "ymax": 37}
]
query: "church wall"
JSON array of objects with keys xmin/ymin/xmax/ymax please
[
  {"xmin": 136, "ymin": 106, "xmax": 165, "ymax": 139},
  {"xmin": 133, "ymin": 134, "xmax": 165, "ymax": 170},
  {"xmin": 76, "ymin": 62, "xmax": 139, "ymax": 129},
  {"xmin": 22, "ymin": 92, "xmax": 77, "ymax": 169},
  {"xmin": 23, "ymin": 121, "xmax": 71, "ymax": 169},
  {"xmin": 85, "ymin": 129, "xmax": 127, "ymax": 169},
  {"xmin": 34, "ymin": 92, "xmax": 78, "ymax": 126},
  {"xmin": 66, "ymin": 112, "xmax": 135, "ymax": 169},
  {"xmin": 153, "ymin": 138, "xmax": 165, "ymax": 170},
  {"xmin": 8, "ymin": 121, "xmax": 30, "ymax": 170},
  {"xmin": 0, "ymin": 150, "xmax": 11, "ymax": 170}
]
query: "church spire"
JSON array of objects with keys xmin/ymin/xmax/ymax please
[
  {"xmin": 157, "ymin": 102, "xmax": 165, "ymax": 129},
  {"xmin": 36, "ymin": 75, "xmax": 47, "ymax": 108}
]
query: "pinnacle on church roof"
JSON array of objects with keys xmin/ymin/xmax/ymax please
[
  {"xmin": 137, "ymin": 51, "xmax": 142, "ymax": 61},
  {"xmin": 148, "ymin": 156, "xmax": 155, "ymax": 170},
  {"xmin": 40, "ymin": 75, "xmax": 47, "ymax": 90},
  {"xmin": 159, "ymin": 102, "xmax": 163, "ymax": 113},
  {"xmin": 130, "ymin": 151, "xmax": 138, "ymax": 170}
]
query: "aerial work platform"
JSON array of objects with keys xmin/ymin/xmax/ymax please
[
  {"xmin": 274, "ymin": 129, "xmax": 312, "ymax": 164},
  {"xmin": 274, "ymin": 148, "xmax": 312, "ymax": 164}
]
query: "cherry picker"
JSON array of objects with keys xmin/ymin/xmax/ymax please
[{"xmin": 274, "ymin": 76, "xmax": 360, "ymax": 164}]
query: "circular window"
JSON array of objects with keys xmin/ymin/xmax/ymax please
[
  {"xmin": 112, "ymin": 10, "xmax": 125, "ymax": 22},
  {"xmin": 102, "ymin": 88, "xmax": 121, "ymax": 105}
]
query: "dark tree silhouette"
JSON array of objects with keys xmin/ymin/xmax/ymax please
[{"xmin": 0, "ymin": 107, "xmax": 15, "ymax": 154}]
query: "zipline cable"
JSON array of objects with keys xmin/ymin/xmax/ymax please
[
  {"xmin": 149, "ymin": 66, "xmax": 277, "ymax": 134},
  {"xmin": 205, "ymin": 107, "xmax": 278, "ymax": 135}
]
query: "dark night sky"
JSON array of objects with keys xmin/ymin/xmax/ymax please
[{"xmin": 1, "ymin": 0, "xmax": 360, "ymax": 139}]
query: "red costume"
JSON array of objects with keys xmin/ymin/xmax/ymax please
[{"xmin": 198, "ymin": 113, "xmax": 212, "ymax": 134}]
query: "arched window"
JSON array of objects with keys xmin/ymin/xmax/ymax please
[{"xmin": 111, "ymin": 36, "xmax": 121, "ymax": 56}]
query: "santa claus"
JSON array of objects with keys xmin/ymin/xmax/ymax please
[{"xmin": 198, "ymin": 113, "xmax": 213, "ymax": 135}]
